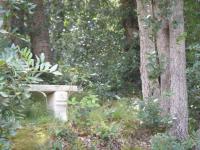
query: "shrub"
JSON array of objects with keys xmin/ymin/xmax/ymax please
[
  {"xmin": 151, "ymin": 133, "xmax": 185, "ymax": 150},
  {"xmin": 68, "ymin": 92, "xmax": 100, "ymax": 127},
  {"xmin": 0, "ymin": 45, "xmax": 61, "ymax": 149},
  {"xmin": 69, "ymin": 96, "xmax": 138, "ymax": 142},
  {"xmin": 137, "ymin": 98, "xmax": 172, "ymax": 130},
  {"xmin": 47, "ymin": 127, "xmax": 85, "ymax": 150},
  {"xmin": 151, "ymin": 131, "xmax": 200, "ymax": 150}
]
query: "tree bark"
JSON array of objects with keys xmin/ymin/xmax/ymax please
[
  {"xmin": 136, "ymin": 0, "xmax": 188, "ymax": 140},
  {"xmin": 136, "ymin": 0, "xmax": 160, "ymax": 99},
  {"xmin": 155, "ymin": 1, "xmax": 171, "ymax": 114},
  {"xmin": 29, "ymin": 0, "xmax": 52, "ymax": 62},
  {"xmin": 156, "ymin": 20, "xmax": 171, "ymax": 114},
  {"xmin": 169, "ymin": 0, "xmax": 188, "ymax": 140}
]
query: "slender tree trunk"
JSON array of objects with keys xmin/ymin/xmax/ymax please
[
  {"xmin": 169, "ymin": 0, "xmax": 188, "ymax": 140},
  {"xmin": 29, "ymin": 0, "xmax": 52, "ymax": 62},
  {"xmin": 136, "ymin": 0, "xmax": 160, "ymax": 99}
]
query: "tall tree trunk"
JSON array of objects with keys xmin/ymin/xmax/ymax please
[
  {"xmin": 169, "ymin": 0, "xmax": 188, "ymax": 140},
  {"xmin": 136, "ymin": 0, "xmax": 160, "ymax": 99},
  {"xmin": 29, "ymin": 0, "xmax": 52, "ymax": 62},
  {"xmin": 136, "ymin": 0, "xmax": 188, "ymax": 140}
]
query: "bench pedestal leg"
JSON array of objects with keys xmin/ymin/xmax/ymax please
[{"xmin": 47, "ymin": 91, "xmax": 68, "ymax": 121}]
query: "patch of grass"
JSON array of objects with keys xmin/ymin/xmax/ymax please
[{"xmin": 10, "ymin": 126, "xmax": 49, "ymax": 150}]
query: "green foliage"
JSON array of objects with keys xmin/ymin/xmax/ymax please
[
  {"xmin": 151, "ymin": 131, "xmax": 200, "ymax": 150},
  {"xmin": 68, "ymin": 92, "xmax": 100, "ymax": 128},
  {"xmin": 191, "ymin": 131, "xmax": 200, "ymax": 150},
  {"xmin": 23, "ymin": 96, "xmax": 50, "ymax": 123},
  {"xmin": 184, "ymin": 0, "xmax": 200, "ymax": 134},
  {"xmin": 47, "ymin": 125, "xmax": 85, "ymax": 150},
  {"xmin": 69, "ymin": 93, "xmax": 100, "ymax": 108},
  {"xmin": 69, "ymin": 95, "xmax": 138, "ymax": 142},
  {"xmin": 0, "ymin": 45, "xmax": 61, "ymax": 149},
  {"xmin": 151, "ymin": 133, "xmax": 185, "ymax": 150},
  {"xmin": 88, "ymin": 106, "xmax": 122, "ymax": 140},
  {"xmin": 187, "ymin": 44, "xmax": 200, "ymax": 128},
  {"xmin": 184, "ymin": 0, "xmax": 200, "ymax": 44},
  {"xmin": 5, "ymin": 0, "xmax": 36, "ymax": 14},
  {"xmin": 1, "ymin": 0, "xmax": 36, "ymax": 45},
  {"xmin": 137, "ymin": 98, "xmax": 171, "ymax": 130},
  {"xmin": 0, "ymin": 0, "xmax": 200, "ymax": 149},
  {"xmin": 89, "ymin": 99, "xmax": 138, "ymax": 145},
  {"xmin": 49, "ymin": 0, "xmax": 140, "ymax": 98},
  {"xmin": 147, "ymin": 51, "xmax": 166, "ymax": 80}
]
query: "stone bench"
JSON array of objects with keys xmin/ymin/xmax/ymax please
[{"xmin": 27, "ymin": 84, "xmax": 82, "ymax": 121}]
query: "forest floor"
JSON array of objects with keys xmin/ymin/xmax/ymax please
[
  {"xmin": 10, "ymin": 98, "xmax": 152, "ymax": 150},
  {"xmin": 10, "ymin": 117, "xmax": 151, "ymax": 150}
]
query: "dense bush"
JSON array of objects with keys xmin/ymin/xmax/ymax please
[
  {"xmin": 0, "ymin": 45, "xmax": 61, "ymax": 149},
  {"xmin": 49, "ymin": 0, "xmax": 140, "ymax": 99}
]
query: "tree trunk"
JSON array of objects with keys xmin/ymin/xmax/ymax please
[
  {"xmin": 169, "ymin": 0, "xmax": 188, "ymax": 140},
  {"xmin": 136, "ymin": 0, "xmax": 188, "ymax": 140},
  {"xmin": 156, "ymin": 20, "xmax": 171, "ymax": 114},
  {"xmin": 155, "ymin": 1, "xmax": 171, "ymax": 114},
  {"xmin": 29, "ymin": 0, "xmax": 52, "ymax": 62},
  {"xmin": 136, "ymin": 0, "xmax": 160, "ymax": 99}
]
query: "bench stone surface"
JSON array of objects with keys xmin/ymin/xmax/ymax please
[
  {"xmin": 28, "ymin": 84, "xmax": 81, "ymax": 121},
  {"xmin": 28, "ymin": 84, "xmax": 80, "ymax": 92}
]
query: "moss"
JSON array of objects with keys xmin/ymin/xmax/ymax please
[{"xmin": 11, "ymin": 126, "xmax": 50, "ymax": 150}]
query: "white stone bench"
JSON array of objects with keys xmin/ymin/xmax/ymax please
[{"xmin": 27, "ymin": 84, "xmax": 82, "ymax": 121}]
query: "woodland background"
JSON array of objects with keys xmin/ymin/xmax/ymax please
[{"xmin": 0, "ymin": 0, "xmax": 200, "ymax": 149}]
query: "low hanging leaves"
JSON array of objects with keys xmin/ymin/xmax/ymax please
[{"xmin": 17, "ymin": 45, "xmax": 62, "ymax": 77}]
